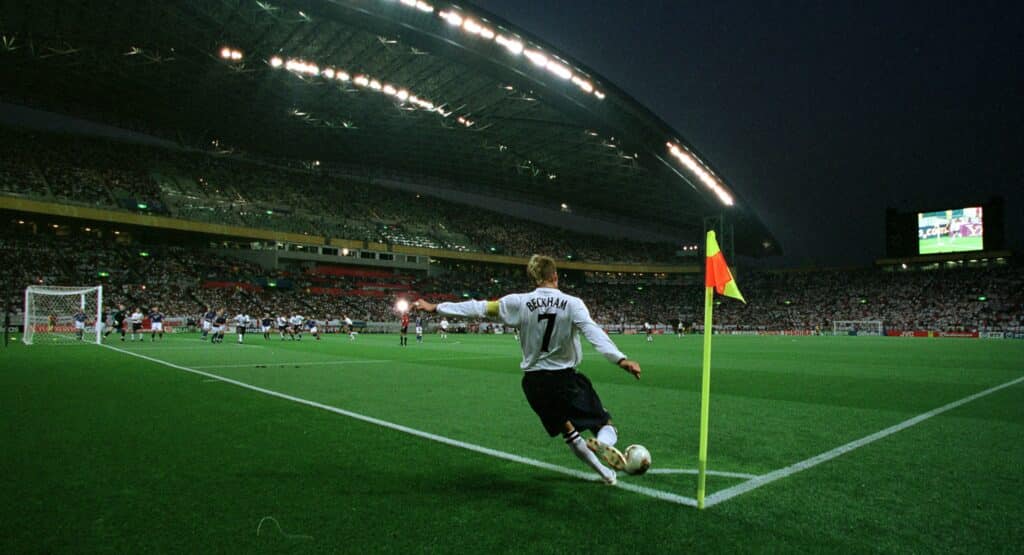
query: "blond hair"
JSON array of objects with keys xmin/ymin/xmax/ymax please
[{"xmin": 527, "ymin": 255, "xmax": 557, "ymax": 285}]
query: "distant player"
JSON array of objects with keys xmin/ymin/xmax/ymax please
[
  {"xmin": 306, "ymin": 318, "xmax": 321, "ymax": 341},
  {"xmin": 439, "ymin": 317, "xmax": 449, "ymax": 341},
  {"xmin": 201, "ymin": 306, "xmax": 215, "ymax": 341},
  {"xmin": 106, "ymin": 304, "xmax": 127, "ymax": 341},
  {"xmin": 149, "ymin": 306, "xmax": 165, "ymax": 341},
  {"xmin": 212, "ymin": 310, "xmax": 227, "ymax": 344},
  {"xmin": 644, "ymin": 321, "xmax": 653, "ymax": 342},
  {"xmin": 413, "ymin": 255, "xmax": 641, "ymax": 485},
  {"xmin": 234, "ymin": 312, "xmax": 250, "ymax": 344},
  {"xmin": 73, "ymin": 309, "xmax": 87, "ymax": 341},
  {"xmin": 344, "ymin": 315, "xmax": 356, "ymax": 341},
  {"xmin": 415, "ymin": 317, "xmax": 424, "ymax": 344},
  {"xmin": 276, "ymin": 315, "xmax": 288, "ymax": 340},
  {"xmin": 260, "ymin": 314, "xmax": 272, "ymax": 340},
  {"xmin": 129, "ymin": 308, "xmax": 144, "ymax": 341},
  {"xmin": 399, "ymin": 311, "xmax": 409, "ymax": 346},
  {"xmin": 47, "ymin": 314, "xmax": 57, "ymax": 333},
  {"xmin": 676, "ymin": 321, "xmax": 685, "ymax": 338},
  {"xmin": 289, "ymin": 314, "xmax": 304, "ymax": 340}
]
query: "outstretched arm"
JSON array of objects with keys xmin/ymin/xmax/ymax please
[
  {"xmin": 414, "ymin": 295, "xmax": 521, "ymax": 326},
  {"xmin": 573, "ymin": 303, "xmax": 642, "ymax": 380}
]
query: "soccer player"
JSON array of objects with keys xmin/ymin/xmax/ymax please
[
  {"xmin": 201, "ymin": 306, "xmax": 215, "ymax": 341},
  {"xmin": 306, "ymin": 318, "xmax": 321, "ymax": 341},
  {"xmin": 439, "ymin": 317, "xmax": 449, "ymax": 341},
  {"xmin": 73, "ymin": 309, "xmax": 87, "ymax": 341},
  {"xmin": 106, "ymin": 304, "xmax": 127, "ymax": 341},
  {"xmin": 676, "ymin": 321, "xmax": 685, "ymax": 338},
  {"xmin": 344, "ymin": 315, "xmax": 356, "ymax": 341},
  {"xmin": 261, "ymin": 314, "xmax": 273, "ymax": 340},
  {"xmin": 129, "ymin": 307, "xmax": 144, "ymax": 341},
  {"xmin": 149, "ymin": 306, "xmax": 165, "ymax": 341},
  {"xmin": 415, "ymin": 317, "xmax": 424, "ymax": 344},
  {"xmin": 399, "ymin": 311, "xmax": 409, "ymax": 346},
  {"xmin": 644, "ymin": 321, "xmax": 653, "ymax": 342},
  {"xmin": 47, "ymin": 314, "xmax": 57, "ymax": 333},
  {"xmin": 276, "ymin": 315, "xmax": 288, "ymax": 340},
  {"xmin": 289, "ymin": 313, "xmax": 304, "ymax": 340},
  {"xmin": 212, "ymin": 310, "xmax": 227, "ymax": 344},
  {"xmin": 413, "ymin": 254, "xmax": 641, "ymax": 485},
  {"xmin": 234, "ymin": 312, "xmax": 250, "ymax": 344}
]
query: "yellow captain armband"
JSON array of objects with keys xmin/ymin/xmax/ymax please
[{"xmin": 485, "ymin": 301, "xmax": 500, "ymax": 317}]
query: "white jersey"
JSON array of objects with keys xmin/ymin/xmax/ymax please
[
  {"xmin": 440, "ymin": 319, "xmax": 449, "ymax": 330},
  {"xmin": 344, "ymin": 317, "xmax": 353, "ymax": 326},
  {"xmin": 277, "ymin": 316, "xmax": 287, "ymax": 327},
  {"xmin": 234, "ymin": 314, "xmax": 250, "ymax": 327},
  {"xmin": 437, "ymin": 287, "xmax": 625, "ymax": 372},
  {"xmin": 130, "ymin": 312, "xmax": 143, "ymax": 324},
  {"xmin": 289, "ymin": 316, "xmax": 304, "ymax": 327}
]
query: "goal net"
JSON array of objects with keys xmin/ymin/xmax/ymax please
[
  {"xmin": 23, "ymin": 286, "xmax": 103, "ymax": 345},
  {"xmin": 832, "ymin": 320, "xmax": 883, "ymax": 336}
]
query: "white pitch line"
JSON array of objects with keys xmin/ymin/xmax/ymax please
[
  {"xmin": 102, "ymin": 345, "xmax": 698, "ymax": 507},
  {"xmin": 703, "ymin": 373, "xmax": 1024, "ymax": 508},
  {"xmin": 646, "ymin": 468, "xmax": 759, "ymax": 479}
]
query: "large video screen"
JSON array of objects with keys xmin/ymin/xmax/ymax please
[{"xmin": 917, "ymin": 207, "xmax": 984, "ymax": 254}]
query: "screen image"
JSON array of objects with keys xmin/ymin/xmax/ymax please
[{"xmin": 917, "ymin": 207, "xmax": 984, "ymax": 254}]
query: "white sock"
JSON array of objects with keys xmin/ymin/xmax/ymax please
[
  {"xmin": 565, "ymin": 430, "xmax": 614, "ymax": 482},
  {"xmin": 597, "ymin": 425, "xmax": 618, "ymax": 447}
]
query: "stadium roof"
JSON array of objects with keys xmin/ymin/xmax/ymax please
[{"xmin": 0, "ymin": 0, "xmax": 780, "ymax": 256}]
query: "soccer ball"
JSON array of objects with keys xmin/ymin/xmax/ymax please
[{"xmin": 623, "ymin": 444, "xmax": 651, "ymax": 475}]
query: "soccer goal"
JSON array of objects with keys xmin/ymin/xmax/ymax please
[
  {"xmin": 832, "ymin": 320, "xmax": 883, "ymax": 336},
  {"xmin": 23, "ymin": 285, "xmax": 103, "ymax": 345}
]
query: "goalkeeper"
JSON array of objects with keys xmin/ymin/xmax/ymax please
[{"xmin": 414, "ymin": 255, "xmax": 641, "ymax": 485}]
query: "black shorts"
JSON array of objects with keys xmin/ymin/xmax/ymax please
[
  {"xmin": 114, "ymin": 320, "xmax": 124, "ymax": 330},
  {"xmin": 401, "ymin": 325, "xmax": 408, "ymax": 334},
  {"xmin": 132, "ymin": 323, "xmax": 142, "ymax": 331},
  {"xmin": 521, "ymin": 369, "xmax": 611, "ymax": 437},
  {"xmin": 238, "ymin": 326, "xmax": 246, "ymax": 334}
]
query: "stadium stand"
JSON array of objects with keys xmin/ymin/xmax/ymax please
[
  {"xmin": 0, "ymin": 129, "xmax": 679, "ymax": 264},
  {"xmin": 3, "ymin": 224, "xmax": 1021, "ymax": 336}
]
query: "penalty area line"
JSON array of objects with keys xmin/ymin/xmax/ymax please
[
  {"xmin": 703, "ymin": 373, "xmax": 1024, "ymax": 508},
  {"xmin": 103, "ymin": 345, "xmax": 698, "ymax": 507}
]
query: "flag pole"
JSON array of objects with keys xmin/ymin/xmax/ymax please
[{"xmin": 697, "ymin": 283, "xmax": 714, "ymax": 509}]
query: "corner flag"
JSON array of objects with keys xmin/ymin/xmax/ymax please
[{"xmin": 697, "ymin": 230, "xmax": 745, "ymax": 509}]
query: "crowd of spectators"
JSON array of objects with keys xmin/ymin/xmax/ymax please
[
  {"xmin": 3, "ymin": 226, "xmax": 1022, "ymax": 336},
  {"xmin": 0, "ymin": 128, "xmax": 679, "ymax": 263}
]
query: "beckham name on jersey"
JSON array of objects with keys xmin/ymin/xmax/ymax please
[{"xmin": 525, "ymin": 297, "xmax": 568, "ymax": 312}]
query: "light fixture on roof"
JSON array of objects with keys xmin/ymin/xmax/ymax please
[
  {"xmin": 269, "ymin": 56, "xmax": 283, "ymax": 67},
  {"xmin": 322, "ymin": 67, "xmax": 335, "ymax": 79},
  {"xmin": 337, "ymin": 71, "xmax": 350, "ymax": 81},
  {"xmin": 545, "ymin": 60, "xmax": 572, "ymax": 80},
  {"xmin": 495, "ymin": 35, "xmax": 524, "ymax": 55},
  {"xmin": 523, "ymin": 49, "xmax": 547, "ymax": 67},
  {"xmin": 369, "ymin": 79, "xmax": 382, "ymax": 90},
  {"xmin": 439, "ymin": 10, "xmax": 463, "ymax": 26},
  {"xmin": 220, "ymin": 47, "xmax": 232, "ymax": 59}
]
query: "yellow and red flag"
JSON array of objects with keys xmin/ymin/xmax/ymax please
[
  {"xmin": 705, "ymin": 231, "xmax": 745, "ymax": 303},
  {"xmin": 696, "ymin": 230, "xmax": 745, "ymax": 509}
]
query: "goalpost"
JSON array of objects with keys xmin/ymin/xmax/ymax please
[
  {"xmin": 832, "ymin": 320, "xmax": 883, "ymax": 336},
  {"xmin": 23, "ymin": 286, "xmax": 103, "ymax": 345}
]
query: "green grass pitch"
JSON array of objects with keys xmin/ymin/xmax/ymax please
[
  {"xmin": 1, "ymin": 332, "xmax": 1022, "ymax": 552},
  {"xmin": 919, "ymin": 235, "xmax": 984, "ymax": 254}
]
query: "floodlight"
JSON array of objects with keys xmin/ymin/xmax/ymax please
[
  {"xmin": 322, "ymin": 68, "xmax": 335, "ymax": 79},
  {"xmin": 220, "ymin": 47, "xmax": 232, "ymax": 59},
  {"xmin": 545, "ymin": 60, "xmax": 572, "ymax": 80},
  {"xmin": 523, "ymin": 49, "xmax": 547, "ymax": 67},
  {"xmin": 269, "ymin": 56, "xmax": 283, "ymax": 67}
]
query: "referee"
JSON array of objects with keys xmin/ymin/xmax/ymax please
[{"xmin": 414, "ymin": 254, "xmax": 641, "ymax": 485}]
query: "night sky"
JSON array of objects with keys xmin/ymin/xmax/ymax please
[{"xmin": 474, "ymin": 0, "xmax": 1024, "ymax": 266}]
